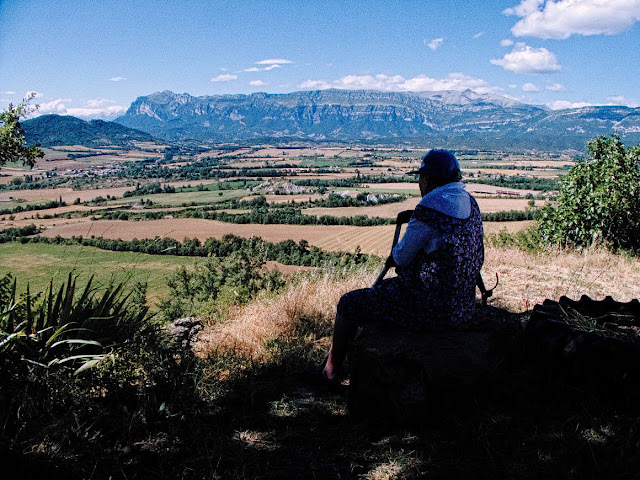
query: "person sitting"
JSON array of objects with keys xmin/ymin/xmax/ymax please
[{"xmin": 321, "ymin": 149, "xmax": 484, "ymax": 382}]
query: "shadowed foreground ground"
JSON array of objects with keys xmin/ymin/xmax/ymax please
[{"xmin": 3, "ymin": 303, "xmax": 640, "ymax": 480}]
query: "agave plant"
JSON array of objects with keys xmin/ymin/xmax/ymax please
[{"xmin": 0, "ymin": 272, "xmax": 150, "ymax": 374}]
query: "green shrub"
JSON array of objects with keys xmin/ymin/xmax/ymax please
[
  {"xmin": 0, "ymin": 273, "xmax": 150, "ymax": 374},
  {"xmin": 537, "ymin": 135, "xmax": 640, "ymax": 253},
  {"xmin": 159, "ymin": 252, "xmax": 286, "ymax": 320}
]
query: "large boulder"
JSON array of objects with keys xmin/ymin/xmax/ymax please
[{"xmin": 347, "ymin": 304, "xmax": 524, "ymax": 423}]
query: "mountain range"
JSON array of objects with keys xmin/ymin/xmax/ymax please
[
  {"xmin": 114, "ymin": 89, "xmax": 640, "ymax": 151},
  {"xmin": 25, "ymin": 90, "xmax": 640, "ymax": 152}
]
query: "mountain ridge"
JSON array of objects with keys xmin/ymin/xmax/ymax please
[
  {"xmin": 26, "ymin": 90, "xmax": 640, "ymax": 152},
  {"xmin": 23, "ymin": 114, "xmax": 157, "ymax": 148}
]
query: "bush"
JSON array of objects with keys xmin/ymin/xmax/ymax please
[
  {"xmin": 159, "ymin": 252, "xmax": 286, "ymax": 321},
  {"xmin": 537, "ymin": 135, "xmax": 640, "ymax": 253}
]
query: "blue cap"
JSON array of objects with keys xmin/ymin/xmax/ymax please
[{"xmin": 409, "ymin": 149, "xmax": 460, "ymax": 180}]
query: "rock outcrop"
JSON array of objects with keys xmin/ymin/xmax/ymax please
[{"xmin": 347, "ymin": 304, "xmax": 525, "ymax": 423}]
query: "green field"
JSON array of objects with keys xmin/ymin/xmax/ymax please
[
  {"xmin": 0, "ymin": 241, "xmax": 199, "ymax": 305},
  {"xmin": 109, "ymin": 187, "xmax": 251, "ymax": 207}
]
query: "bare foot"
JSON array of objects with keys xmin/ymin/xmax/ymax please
[{"xmin": 322, "ymin": 351, "xmax": 338, "ymax": 381}]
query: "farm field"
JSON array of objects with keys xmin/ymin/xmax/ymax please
[
  {"xmin": 1, "ymin": 144, "xmax": 561, "ymax": 286},
  {"xmin": 36, "ymin": 218, "xmax": 399, "ymax": 255},
  {"xmin": 304, "ymin": 197, "xmax": 543, "ymax": 219},
  {"xmin": 0, "ymin": 241, "xmax": 198, "ymax": 303},
  {"xmin": 31, "ymin": 217, "xmax": 532, "ymax": 256}
]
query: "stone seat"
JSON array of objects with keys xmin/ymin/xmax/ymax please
[{"xmin": 346, "ymin": 304, "xmax": 524, "ymax": 423}]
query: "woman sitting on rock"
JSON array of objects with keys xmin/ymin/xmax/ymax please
[{"xmin": 321, "ymin": 149, "xmax": 485, "ymax": 382}]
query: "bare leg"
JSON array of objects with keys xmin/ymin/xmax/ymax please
[{"xmin": 322, "ymin": 311, "xmax": 358, "ymax": 381}]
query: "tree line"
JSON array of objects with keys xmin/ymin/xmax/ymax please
[{"xmin": 15, "ymin": 233, "xmax": 373, "ymax": 267}]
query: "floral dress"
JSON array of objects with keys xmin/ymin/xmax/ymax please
[{"xmin": 337, "ymin": 196, "xmax": 484, "ymax": 331}]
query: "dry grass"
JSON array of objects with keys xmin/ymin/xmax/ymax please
[
  {"xmin": 195, "ymin": 270, "xmax": 375, "ymax": 360},
  {"xmin": 483, "ymin": 245, "xmax": 640, "ymax": 312},
  {"xmin": 195, "ymin": 246, "xmax": 640, "ymax": 361}
]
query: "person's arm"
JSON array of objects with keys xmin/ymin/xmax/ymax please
[{"xmin": 391, "ymin": 217, "xmax": 442, "ymax": 268}]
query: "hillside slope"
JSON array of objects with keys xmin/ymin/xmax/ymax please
[{"xmin": 23, "ymin": 114, "xmax": 156, "ymax": 148}]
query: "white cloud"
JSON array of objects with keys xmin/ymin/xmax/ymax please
[
  {"xmin": 1, "ymin": 90, "xmax": 16, "ymax": 95},
  {"xmin": 491, "ymin": 42, "xmax": 561, "ymax": 73},
  {"xmin": 297, "ymin": 72, "xmax": 501, "ymax": 94},
  {"xmin": 249, "ymin": 80, "xmax": 267, "ymax": 87},
  {"xmin": 547, "ymin": 99, "xmax": 593, "ymax": 109},
  {"xmin": 255, "ymin": 58, "xmax": 293, "ymax": 65},
  {"xmin": 522, "ymin": 82, "xmax": 540, "ymax": 91},
  {"xmin": 108, "ymin": 76, "xmax": 126, "ymax": 82},
  {"xmin": 37, "ymin": 98, "xmax": 70, "ymax": 115},
  {"xmin": 298, "ymin": 79, "xmax": 333, "ymax": 89},
  {"xmin": 501, "ymin": 38, "xmax": 515, "ymax": 46},
  {"xmin": 473, "ymin": 31, "xmax": 485, "ymax": 38},
  {"xmin": 425, "ymin": 37, "xmax": 444, "ymax": 51},
  {"xmin": 244, "ymin": 67, "xmax": 260, "ymax": 72},
  {"xmin": 505, "ymin": 0, "xmax": 640, "ymax": 39},
  {"xmin": 546, "ymin": 82, "xmax": 565, "ymax": 91},
  {"xmin": 504, "ymin": 0, "xmax": 544, "ymax": 16},
  {"xmin": 67, "ymin": 105, "xmax": 126, "ymax": 118},
  {"xmin": 606, "ymin": 95, "xmax": 639, "ymax": 107},
  {"xmin": 263, "ymin": 64, "xmax": 281, "ymax": 71},
  {"xmin": 508, "ymin": 84, "xmax": 519, "ymax": 89},
  {"xmin": 210, "ymin": 74, "xmax": 238, "ymax": 82},
  {"xmin": 29, "ymin": 97, "xmax": 126, "ymax": 119}
]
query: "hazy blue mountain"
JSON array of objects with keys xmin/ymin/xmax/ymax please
[
  {"xmin": 111, "ymin": 89, "xmax": 640, "ymax": 150},
  {"xmin": 23, "ymin": 114, "xmax": 156, "ymax": 148}
]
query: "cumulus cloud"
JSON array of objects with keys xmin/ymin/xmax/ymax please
[
  {"xmin": 547, "ymin": 99, "xmax": 593, "ymax": 109},
  {"xmin": 37, "ymin": 98, "xmax": 70, "ymax": 115},
  {"xmin": 298, "ymin": 79, "xmax": 333, "ymax": 90},
  {"xmin": 606, "ymin": 95, "xmax": 639, "ymax": 107},
  {"xmin": 491, "ymin": 42, "xmax": 561, "ymax": 73},
  {"xmin": 546, "ymin": 82, "xmax": 565, "ymax": 91},
  {"xmin": 425, "ymin": 37, "xmax": 444, "ymax": 50},
  {"xmin": 109, "ymin": 76, "xmax": 126, "ymax": 82},
  {"xmin": 505, "ymin": 0, "xmax": 640, "ymax": 39},
  {"xmin": 501, "ymin": 38, "xmax": 515, "ymax": 46},
  {"xmin": 210, "ymin": 74, "xmax": 238, "ymax": 82},
  {"xmin": 522, "ymin": 82, "xmax": 540, "ymax": 91},
  {"xmin": 29, "ymin": 97, "xmax": 126, "ymax": 119},
  {"xmin": 504, "ymin": 0, "xmax": 544, "ymax": 16},
  {"xmin": 297, "ymin": 72, "xmax": 501, "ymax": 94},
  {"xmin": 249, "ymin": 80, "xmax": 267, "ymax": 87},
  {"xmin": 255, "ymin": 58, "xmax": 293, "ymax": 65}
]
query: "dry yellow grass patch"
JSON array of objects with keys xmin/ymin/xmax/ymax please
[
  {"xmin": 483, "ymin": 246, "xmax": 640, "ymax": 312},
  {"xmin": 195, "ymin": 246, "xmax": 640, "ymax": 360},
  {"xmin": 194, "ymin": 271, "xmax": 375, "ymax": 360}
]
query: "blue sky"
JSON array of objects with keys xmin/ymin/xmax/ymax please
[{"xmin": 1, "ymin": 0, "xmax": 639, "ymax": 119}]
